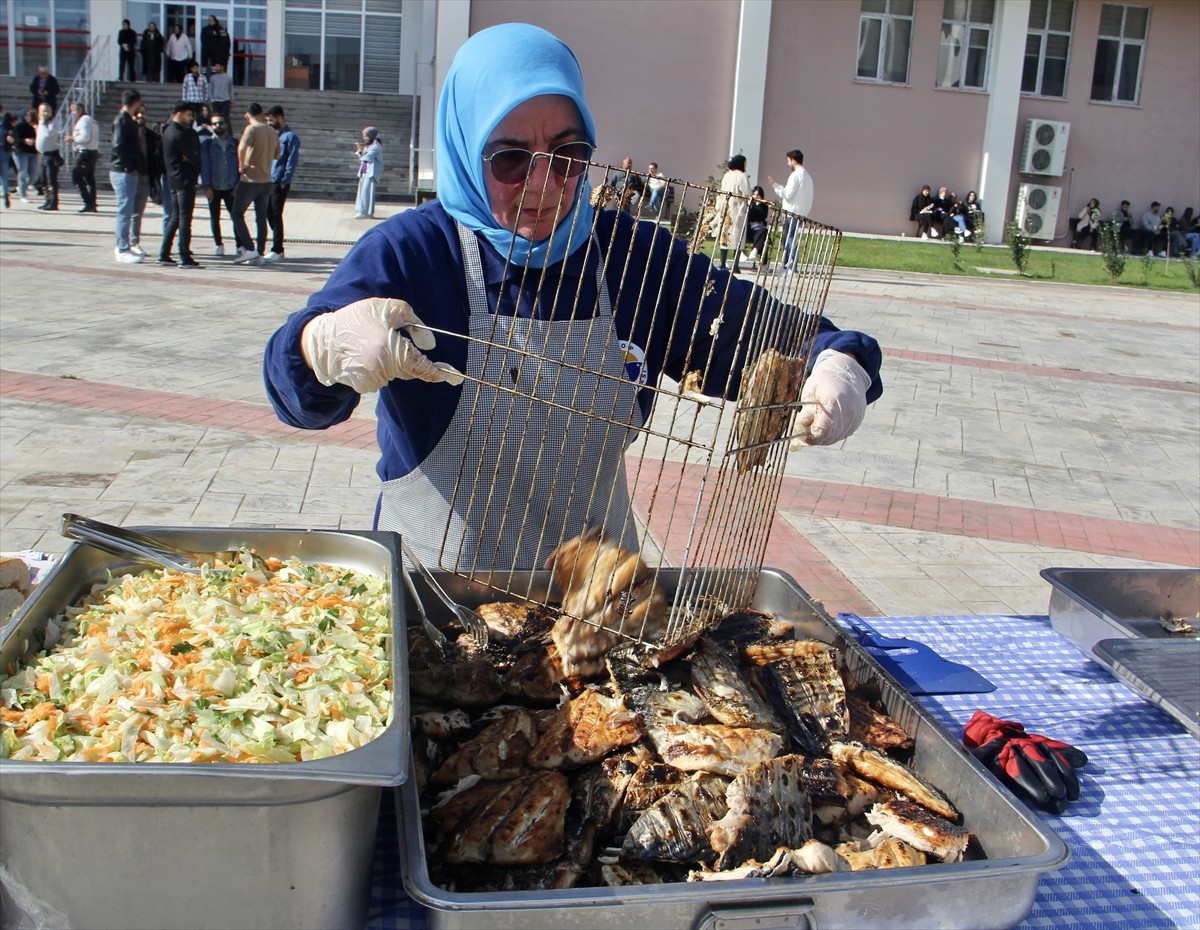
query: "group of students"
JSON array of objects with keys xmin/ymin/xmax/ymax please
[
  {"xmin": 108, "ymin": 90, "xmax": 300, "ymax": 268},
  {"xmin": 1073, "ymin": 198, "xmax": 1198, "ymax": 257},
  {"xmin": 909, "ymin": 184, "xmax": 984, "ymax": 240},
  {"xmin": 116, "ymin": 16, "xmax": 232, "ymax": 84}
]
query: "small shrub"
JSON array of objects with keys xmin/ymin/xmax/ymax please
[
  {"xmin": 1005, "ymin": 220, "xmax": 1031, "ymax": 276},
  {"xmin": 947, "ymin": 230, "xmax": 966, "ymax": 271},
  {"xmin": 971, "ymin": 214, "xmax": 986, "ymax": 253},
  {"xmin": 1139, "ymin": 251, "xmax": 1154, "ymax": 285},
  {"xmin": 1182, "ymin": 256, "xmax": 1200, "ymax": 288},
  {"xmin": 1099, "ymin": 219, "xmax": 1126, "ymax": 284}
]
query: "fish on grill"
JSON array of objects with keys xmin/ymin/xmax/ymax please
[
  {"xmin": 622, "ymin": 682, "xmax": 711, "ymax": 729},
  {"xmin": 735, "ymin": 347, "xmax": 806, "ymax": 472},
  {"xmin": 621, "ymin": 772, "xmax": 730, "ymax": 863},
  {"xmin": 500, "ymin": 640, "xmax": 567, "ymax": 702},
  {"xmin": 527, "ymin": 689, "xmax": 643, "ymax": 769},
  {"xmin": 434, "ymin": 771, "xmax": 571, "ymax": 865},
  {"xmin": 476, "ymin": 601, "xmax": 555, "ymax": 641},
  {"xmin": 848, "ymin": 695, "xmax": 914, "ymax": 752},
  {"xmin": 743, "ymin": 639, "xmax": 849, "ymax": 742},
  {"xmin": 545, "ymin": 528, "xmax": 669, "ymax": 679},
  {"xmin": 708, "ymin": 754, "xmax": 813, "ymax": 870},
  {"xmin": 866, "ymin": 798, "xmax": 970, "ymax": 863},
  {"xmin": 430, "ymin": 708, "xmax": 539, "ymax": 786},
  {"xmin": 689, "ymin": 636, "xmax": 784, "ymax": 730},
  {"xmin": 836, "ymin": 835, "xmax": 928, "ymax": 870},
  {"xmin": 829, "ymin": 741, "xmax": 959, "ymax": 821},
  {"xmin": 604, "ymin": 744, "xmax": 687, "ymax": 820},
  {"xmin": 411, "ymin": 658, "xmax": 505, "ymax": 707},
  {"xmin": 554, "ymin": 762, "xmax": 635, "ymax": 887},
  {"xmin": 705, "ymin": 608, "xmax": 795, "ymax": 652},
  {"xmin": 413, "ymin": 708, "xmax": 473, "ymax": 741},
  {"xmin": 648, "ymin": 723, "xmax": 783, "ymax": 777}
]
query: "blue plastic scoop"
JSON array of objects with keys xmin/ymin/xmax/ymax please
[{"xmin": 837, "ymin": 613, "xmax": 996, "ymax": 695}]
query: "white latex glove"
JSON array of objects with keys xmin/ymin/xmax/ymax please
[
  {"xmin": 300, "ymin": 297, "xmax": 465, "ymax": 394},
  {"xmin": 791, "ymin": 349, "xmax": 872, "ymax": 448}
]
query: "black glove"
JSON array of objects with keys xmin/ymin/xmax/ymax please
[{"xmin": 963, "ymin": 710, "xmax": 1088, "ymax": 814}]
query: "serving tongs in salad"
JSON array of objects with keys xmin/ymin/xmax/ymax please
[{"xmin": 59, "ymin": 513, "xmax": 267, "ymax": 575}]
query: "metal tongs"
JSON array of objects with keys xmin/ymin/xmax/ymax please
[
  {"xmin": 59, "ymin": 513, "xmax": 264, "ymax": 574},
  {"xmin": 400, "ymin": 538, "xmax": 488, "ymax": 649}
]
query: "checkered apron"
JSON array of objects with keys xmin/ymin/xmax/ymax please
[{"xmin": 377, "ymin": 222, "xmax": 642, "ymax": 571}]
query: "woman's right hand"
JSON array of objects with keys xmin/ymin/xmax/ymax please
[{"xmin": 300, "ymin": 298, "xmax": 465, "ymax": 393}]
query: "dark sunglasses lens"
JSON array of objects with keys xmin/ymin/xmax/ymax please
[
  {"xmin": 551, "ymin": 143, "xmax": 593, "ymax": 178},
  {"xmin": 490, "ymin": 149, "xmax": 532, "ymax": 184}
]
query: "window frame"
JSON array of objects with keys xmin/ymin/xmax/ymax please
[
  {"xmin": 1022, "ymin": 0, "xmax": 1075, "ymax": 98},
  {"xmin": 935, "ymin": 0, "xmax": 995, "ymax": 92},
  {"xmin": 1090, "ymin": 2, "xmax": 1149, "ymax": 106},
  {"xmin": 855, "ymin": 0, "xmax": 915, "ymax": 86}
]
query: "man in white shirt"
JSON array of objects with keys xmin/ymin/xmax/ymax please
[
  {"xmin": 768, "ymin": 149, "xmax": 813, "ymax": 271},
  {"xmin": 34, "ymin": 103, "xmax": 60, "ymax": 211},
  {"xmin": 67, "ymin": 100, "xmax": 99, "ymax": 212},
  {"xmin": 645, "ymin": 162, "xmax": 668, "ymax": 215}
]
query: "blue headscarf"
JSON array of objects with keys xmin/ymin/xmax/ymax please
[{"xmin": 436, "ymin": 23, "xmax": 597, "ymax": 270}]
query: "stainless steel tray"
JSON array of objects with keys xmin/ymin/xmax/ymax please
[
  {"xmin": 1093, "ymin": 638, "xmax": 1200, "ymax": 738},
  {"xmin": 1041, "ymin": 567, "xmax": 1200, "ymax": 662},
  {"xmin": 0, "ymin": 527, "xmax": 407, "ymax": 930},
  {"xmin": 397, "ymin": 568, "xmax": 1069, "ymax": 930}
]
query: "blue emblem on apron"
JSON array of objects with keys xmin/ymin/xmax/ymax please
[{"xmin": 619, "ymin": 340, "xmax": 648, "ymax": 386}]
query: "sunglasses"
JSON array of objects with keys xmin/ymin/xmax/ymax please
[{"xmin": 482, "ymin": 141, "xmax": 594, "ymax": 185}]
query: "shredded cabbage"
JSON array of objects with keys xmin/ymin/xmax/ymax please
[{"xmin": 0, "ymin": 553, "xmax": 392, "ymax": 763}]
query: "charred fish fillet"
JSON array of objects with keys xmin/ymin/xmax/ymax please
[
  {"xmin": 411, "ymin": 658, "xmax": 504, "ymax": 707},
  {"xmin": 648, "ymin": 723, "xmax": 784, "ymax": 777},
  {"xmin": 528, "ymin": 688, "xmax": 642, "ymax": 769},
  {"xmin": 430, "ymin": 708, "xmax": 538, "ymax": 786},
  {"xmin": 709, "ymin": 754, "xmax": 813, "ymax": 870},
  {"xmin": 604, "ymin": 744, "xmax": 687, "ymax": 814},
  {"xmin": 837, "ymin": 836, "xmax": 928, "ymax": 871},
  {"xmin": 437, "ymin": 771, "xmax": 571, "ymax": 866},
  {"xmin": 735, "ymin": 348, "xmax": 806, "ymax": 472},
  {"xmin": 829, "ymin": 741, "xmax": 959, "ymax": 821},
  {"xmin": 742, "ymin": 639, "xmax": 849, "ymax": 741},
  {"xmin": 413, "ymin": 708, "xmax": 473, "ymax": 741},
  {"xmin": 623, "ymin": 682, "xmax": 711, "ymax": 729},
  {"xmin": 865, "ymin": 798, "xmax": 970, "ymax": 863},
  {"xmin": 621, "ymin": 772, "xmax": 730, "ymax": 862},
  {"xmin": 848, "ymin": 695, "xmax": 914, "ymax": 752},
  {"xmin": 690, "ymin": 637, "xmax": 785, "ymax": 730}
]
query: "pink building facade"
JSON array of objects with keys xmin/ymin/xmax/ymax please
[{"xmin": 449, "ymin": 0, "xmax": 1199, "ymax": 244}]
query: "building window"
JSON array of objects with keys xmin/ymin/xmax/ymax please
[
  {"xmin": 1022, "ymin": 0, "xmax": 1073, "ymax": 97},
  {"xmin": 856, "ymin": 0, "xmax": 914, "ymax": 84},
  {"xmin": 1091, "ymin": 3, "xmax": 1147, "ymax": 104},
  {"xmin": 284, "ymin": 1, "xmax": 403, "ymax": 93},
  {"xmin": 936, "ymin": 0, "xmax": 995, "ymax": 90}
]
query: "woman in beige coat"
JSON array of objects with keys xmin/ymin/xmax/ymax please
[{"xmin": 712, "ymin": 153, "xmax": 750, "ymax": 272}]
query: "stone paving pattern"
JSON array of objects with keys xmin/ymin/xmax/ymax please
[{"xmin": 2, "ymin": 193, "xmax": 1197, "ymax": 619}]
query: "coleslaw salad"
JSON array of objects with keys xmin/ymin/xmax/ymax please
[{"xmin": 0, "ymin": 551, "xmax": 392, "ymax": 764}]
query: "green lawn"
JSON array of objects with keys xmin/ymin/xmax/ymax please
[{"xmin": 832, "ymin": 235, "xmax": 1200, "ymax": 293}]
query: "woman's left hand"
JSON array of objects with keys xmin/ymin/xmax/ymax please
[{"xmin": 790, "ymin": 350, "xmax": 872, "ymax": 447}]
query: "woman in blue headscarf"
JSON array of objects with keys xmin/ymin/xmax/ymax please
[{"xmin": 263, "ymin": 22, "xmax": 883, "ymax": 571}]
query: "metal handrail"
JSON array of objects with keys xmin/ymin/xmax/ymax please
[{"xmin": 55, "ymin": 35, "xmax": 112, "ymax": 159}]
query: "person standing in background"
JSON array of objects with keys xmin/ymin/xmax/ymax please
[
  {"xmin": 29, "ymin": 66, "xmax": 59, "ymax": 113},
  {"xmin": 230, "ymin": 102, "xmax": 280, "ymax": 265},
  {"xmin": 141, "ymin": 23, "xmax": 164, "ymax": 82},
  {"xmin": 200, "ymin": 16, "xmax": 231, "ymax": 74},
  {"xmin": 0, "ymin": 103, "xmax": 14, "ymax": 208},
  {"xmin": 110, "ymin": 90, "xmax": 148, "ymax": 263},
  {"xmin": 199, "ymin": 113, "xmax": 239, "ymax": 256},
  {"xmin": 353, "ymin": 127, "xmax": 383, "ymax": 219},
  {"xmin": 165, "ymin": 24, "xmax": 193, "ymax": 84},
  {"xmin": 645, "ymin": 162, "xmax": 667, "ymax": 215},
  {"xmin": 34, "ymin": 103, "xmax": 61, "ymax": 211},
  {"xmin": 265, "ymin": 105, "xmax": 299, "ymax": 263},
  {"xmin": 208, "ymin": 62, "xmax": 233, "ymax": 122},
  {"xmin": 711, "ymin": 153, "xmax": 750, "ymax": 273},
  {"xmin": 117, "ymin": 20, "xmax": 138, "ymax": 82},
  {"xmin": 181, "ymin": 61, "xmax": 209, "ymax": 106},
  {"xmin": 67, "ymin": 100, "xmax": 99, "ymax": 213},
  {"xmin": 12, "ymin": 108, "xmax": 38, "ymax": 203},
  {"xmin": 159, "ymin": 102, "xmax": 202, "ymax": 269},
  {"xmin": 767, "ymin": 149, "xmax": 813, "ymax": 271}
]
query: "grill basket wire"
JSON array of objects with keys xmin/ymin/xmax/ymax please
[{"xmin": 425, "ymin": 159, "xmax": 842, "ymax": 646}]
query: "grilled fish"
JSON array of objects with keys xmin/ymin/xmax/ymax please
[
  {"xmin": 527, "ymin": 688, "xmax": 643, "ymax": 769},
  {"xmin": 475, "ymin": 601, "xmax": 555, "ymax": 641},
  {"xmin": 742, "ymin": 639, "xmax": 849, "ymax": 742},
  {"xmin": 604, "ymin": 744, "xmax": 687, "ymax": 818},
  {"xmin": 829, "ymin": 741, "xmax": 959, "ymax": 821},
  {"xmin": 687, "ymin": 846, "xmax": 794, "ymax": 882},
  {"xmin": 622, "ymin": 772, "xmax": 730, "ymax": 862},
  {"xmin": 836, "ymin": 835, "xmax": 928, "ymax": 870},
  {"xmin": 865, "ymin": 798, "xmax": 970, "ymax": 863},
  {"xmin": 622, "ymin": 682, "xmax": 711, "ymax": 729},
  {"xmin": 411, "ymin": 658, "xmax": 504, "ymax": 707},
  {"xmin": 709, "ymin": 754, "xmax": 813, "ymax": 870},
  {"xmin": 791, "ymin": 838, "xmax": 850, "ymax": 874},
  {"xmin": 500, "ymin": 640, "xmax": 567, "ymax": 703},
  {"xmin": 648, "ymin": 724, "xmax": 783, "ymax": 777},
  {"xmin": 848, "ymin": 695, "xmax": 914, "ymax": 752},
  {"xmin": 436, "ymin": 771, "xmax": 571, "ymax": 865},
  {"xmin": 545, "ymin": 528, "xmax": 669, "ymax": 679},
  {"xmin": 735, "ymin": 347, "xmax": 806, "ymax": 472},
  {"xmin": 689, "ymin": 637, "xmax": 784, "ymax": 730},
  {"xmin": 705, "ymin": 609, "xmax": 794, "ymax": 652},
  {"xmin": 431, "ymin": 708, "xmax": 538, "ymax": 786},
  {"xmin": 413, "ymin": 708, "xmax": 473, "ymax": 742}
]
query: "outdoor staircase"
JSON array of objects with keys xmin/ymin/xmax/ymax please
[{"xmin": 1, "ymin": 76, "xmax": 422, "ymax": 203}]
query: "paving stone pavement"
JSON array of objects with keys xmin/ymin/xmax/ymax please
[{"xmin": 2, "ymin": 191, "xmax": 1197, "ymax": 619}]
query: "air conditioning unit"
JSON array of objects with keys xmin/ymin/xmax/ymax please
[
  {"xmin": 1015, "ymin": 183, "xmax": 1062, "ymax": 239},
  {"xmin": 1019, "ymin": 119, "xmax": 1070, "ymax": 176}
]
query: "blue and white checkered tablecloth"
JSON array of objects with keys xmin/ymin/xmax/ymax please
[{"xmin": 364, "ymin": 615, "xmax": 1200, "ymax": 930}]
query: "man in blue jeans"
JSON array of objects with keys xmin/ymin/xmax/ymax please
[
  {"xmin": 768, "ymin": 149, "xmax": 814, "ymax": 272},
  {"xmin": 109, "ymin": 90, "xmax": 148, "ymax": 264}
]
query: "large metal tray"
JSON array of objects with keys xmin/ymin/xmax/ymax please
[
  {"xmin": 1041, "ymin": 567, "xmax": 1200, "ymax": 662},
  {"xmin": 397, "ymin": 568, "xmax": 1069, "ymax": 930},
  {"xmin": 1093, "ymin": 638, "xmax": 1200, "ymax": 738},
  {"xmin": 0, "ymin": 527, "xmax": 407, "ymax": 930}
]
